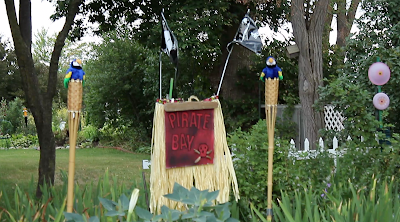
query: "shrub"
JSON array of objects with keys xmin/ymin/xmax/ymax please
[
  {"xmin": 10, "ymin": 133, "xmax": 39, "ymax": 149},
  {"xmin": 99, "ymin": 120, "xmax": 150, "ymax": 152},
  {"xmin": 4, "ymin": 97, "xmax": 24, "ymax": 134},
  {"xmin": 229, "ymin": 120, "xmax": 334, "ymax": 216},
  {"xmin": 0, "ymin": 135, "xmax": 11, "ymax": 149},
  {"xmin": 79, "ymin": 124, "xmax": 100, "ymax": 143},
  {"xmin": 0, "ymin": 120, "xmax": 12, "ymax": 135},
  {"xmin": 228, "ymin": 120, "xmax": 290, "ymax": 211},
  {"xmin": 333, "ymin": 135, "xmax": 400, "ymax": 193},
  {"xmin": 52, "ymin": 107, "xmax": 68, "ymax": 146}
]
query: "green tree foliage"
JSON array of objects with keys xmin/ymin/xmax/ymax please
[
  {"xmin": 77, "ymin": 0, "xmax": 293, "ymax": 97},
  {"xmin": 32, "ymin": 28, "xmax": 93, "ymax": 108},
  {"xmin": 127, "ymin": 0, "xmax": 245, "ymax": 98},
  {"xmin": 64, "ymin": 0, "xmax": 237, "ymax": 57},
  {"xmin": 68, "ymin": 0, "xmax": 300, "ymax": 137},
  {"xmin": 0, "ymin": 36, "xmax": 22, "ymax": 100},
  {"xmin": 84, "ymin": 31, "xmax": 159, "ymax": 135},
  {"xmin": 4, "ymin": 97, "xmax": 24, "ymax": 134}
]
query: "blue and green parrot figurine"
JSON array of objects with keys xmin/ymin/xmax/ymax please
[
  {"xmin": 64, "ymin": 59, "xmax": 85, "ymax": 88},
  {"xmin": 260, "ymin": 56, "xmax": 283, "ymax": 82}
]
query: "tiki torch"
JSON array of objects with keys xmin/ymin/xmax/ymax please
[
  {"xmin": 66, "ymin": 79, "xmax": 83, "ymax": 212},
  {"xmin": 260, "ymin": 56, "xmax": 282, "ymax": 221}
]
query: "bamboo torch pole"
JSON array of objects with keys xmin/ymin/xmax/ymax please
[
  {"xmin": 265, "ymin": 78, "xmax": 279, "ymax": 221},
  {"xmin": 67, "ymin": 80, "xmax": 83, "ymax": 213}
]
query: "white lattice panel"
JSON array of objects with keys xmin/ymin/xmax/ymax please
[{"xmin": 324, "ymin": 105, "xmax": 344, "ymax": 131}]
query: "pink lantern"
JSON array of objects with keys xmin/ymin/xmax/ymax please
[
  {"xmin": 368, "ymin": 62, "xmax": 390, "ymax": 85},
  {"xmin": 373, "ymin": 92, "xmax": 390, "ymax": 110}
]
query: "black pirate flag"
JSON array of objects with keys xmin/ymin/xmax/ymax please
[
  {"xmin": 161, "ymin": 11, "xmax": 178, "ymax": 67},
  {"xmin": 230, "ymin": 12, "xmax": 262, "ymax": 54}
]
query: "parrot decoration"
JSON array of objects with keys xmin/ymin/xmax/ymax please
[
  {"xmin": 64, "ymin": 59, "xmax": 85, "ymax": 88},
  {"xmin": 260, "ymin": 56, "xmax": 283, "ymax": 81}
]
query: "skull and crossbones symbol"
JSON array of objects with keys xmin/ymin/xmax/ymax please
[{"xmin": 194, "ymin": 143, "xmax": 212, "ymax": 163}]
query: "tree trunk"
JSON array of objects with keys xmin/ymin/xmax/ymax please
[
  {"xmin": 210, "ymin": 7, "xmax": 254, "ymax": 100},
  {"xmin": 291, "ymin": 0, "xmax": 330, "ymax": 150},
  {"xmin": 19, "ymin": 0, "xmax": 31, "ymax": 52},
  {"xmin": 5, "ymin": 0, "xmax": 82, "ymax": 198},
  {"xmin": 213, "ymin": 45, "xmax": 254, "ymax": 99},
  {"xmin": 336, "ymin": 0, "xmax": 361, "ymax": 47}
]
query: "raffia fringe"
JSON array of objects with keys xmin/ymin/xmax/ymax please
[{"xmin": 149, "ymin": 99, "xmax": 239, "ymax": 213}]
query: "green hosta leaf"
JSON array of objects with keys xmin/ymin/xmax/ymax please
[
  {"xmin": 187, "ymin": 186, "xmax": 203, "ymax": 205},
  {"xmin": 135, "ymin": 206, "xmax": 153, "ymax": 220},
  {"xmin": 192, "ymin": 215, "xmax": 208, "ymax": 222},
  {"xmin": 155, "ymin": 205, "xmax": 183, "ymax": 221},
  {"xmin": 160, "ymin": 205, "xmax": 170, "ymax": 215},
  {"xmin": 206, "ymin": 190, "xmax": 219, "ymax": 202},
  {"xmin": 119, "ymin": 194, "xmax": 130, "ymax": 211},
  {"xmin": 164, "ymin": 182, "xmax": 190, "ymax": 202},
  {"xmin": 153, "ymin": 214, "xmax": 164, "ymax": 221},
  {"xmin": 170, "ymin": 210, "xmax": 182, "ymax": 221},
  {"xmin": 181, "ymin": 197, "xmax": 196, "ymax": 205},
  {"xmin": 197, "ymin": 211, "xmax": 215, "ymax": 218},
  {"xmin": 181, "ymin": 210, "xmax": 196, "ymax": 219},
  {"xmin": 88, "ymin": 216, "xmax": 100, "ymax": 222},
  {"xmin": 190, "ymin": 188, "xmax": 214, "ymax": 206},
  {"xmin": 105, "ymin": 210, "xmax": 125, "ymax": 217},
  {"xmin": 98, "ymin": 197, "xmax": 117, "ymax": 211},
  {"xmin": 64, "ymin": 212, "xmax": 86, "ymax": 222},
  {"xmin": 153, "ymin": 205, "xmax": 172, "ymax": 220},
  {"xmin": 214, "ymin": 202, "xmax": 231, "ymax": 221}
]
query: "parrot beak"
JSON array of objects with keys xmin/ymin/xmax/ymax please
[{"xmin": 269, "ymin": 58, "xmax": 274, "ymax": 63}]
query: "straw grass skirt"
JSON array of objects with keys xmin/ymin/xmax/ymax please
[{"xmin": 149, "ymin": 99, "xmax": 239, "ymax": 213}]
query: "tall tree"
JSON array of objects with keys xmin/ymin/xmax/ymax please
[
  {"xmin": 4, "ymin": 0, "xmax": 83, "ymax": 197},
  {"xmin": 291, "ymin": 0, "xmax": 330, "ymax": 149}
]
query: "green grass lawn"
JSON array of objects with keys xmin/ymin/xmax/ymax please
[{"xmin": 0, "ymin": 147, "xmax": 151, "ymax": 194}]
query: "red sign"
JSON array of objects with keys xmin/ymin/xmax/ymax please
[{"xmin": 165, "ymin": 109, "xmax": 214, "ymax": 169}]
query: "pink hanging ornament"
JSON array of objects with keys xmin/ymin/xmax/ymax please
[
  {"xmin": 368, "ymin": 62, "xmax": 390, "ymax": 85},
  {"xmin": 373, "ymin": 92, "xmax": 390, "ymax": 110}
]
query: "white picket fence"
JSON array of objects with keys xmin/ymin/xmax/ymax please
[
  {"xmin": 287, "ymin": 136, "xmax": 375, "ymax": 170},
  {"xmin": 288, "ymin": 136, "xmax": 353, "ymax": 169}
]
